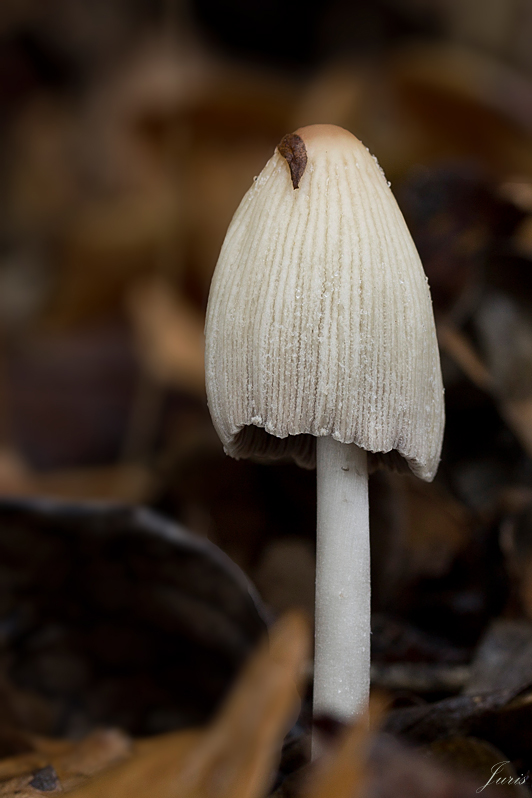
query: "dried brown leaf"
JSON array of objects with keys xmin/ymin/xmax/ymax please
[
  {"xmin": 304, "ymin": 700, "xmax": 385, "ymax": 798},
  {"xmin": 0, "ymin": 450, "xmax": 34, "ymax": 498},
  {"xmin": 127, "ymin": 278, "xmax": 205, "ymax": 395},
  {"xmin": 63, "ymin": 612, "xmax": 309, "ymax": 798},
  {"xmin": 500, "ymin": 399, "xmax": 532, "ymax": 459},
  {"xmin": 438, "ymin": 319, "xmax": 532, "ymax": 459},
  {"xmin": 0, "ymin": 754, "xmax": 50, "ymax": 783},
  {"xmin": 392, "ymin": 44, "xmax": 532, "ymax": 177},
  {"xmin": 384, "ymin": 687, "xmax": 522, "ymax": 745},
  {"xmin": 466, "ymin": 620, "xmax": 532, "ymax": 696},
  {"xmin": 0, "ymin": 459, "xmax": 154, "ymax": 503},
  {"xmin": 0, "ymin": 731, "xmax": 131, "ymax": 795},
  {"xmin": 438, "ymin": 323, "xmax": 492, "ymax": 392},
  {"xmin": 51, "ymin": 730, "xmax": 132, "ymax": 791},
  {"xmin": 0, "ymin": 773, "xmax": 61, "ymax": 797},
  {"xmin": 428, "ymin": 737, "xmax": 526, "ymax": 794}
]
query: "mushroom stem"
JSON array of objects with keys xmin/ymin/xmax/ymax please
[{"xmin": 314, "ymin": 437, "xmax": 370, "ymax": 726}]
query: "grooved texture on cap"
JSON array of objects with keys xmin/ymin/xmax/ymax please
[{"xmin": 205, "ymin": 125, "xmax": 444, "ymax": 481}]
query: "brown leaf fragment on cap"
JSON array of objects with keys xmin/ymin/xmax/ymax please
[{"xmin": 277, "ymin": 133, "xmax": 307, "ymax": 189}]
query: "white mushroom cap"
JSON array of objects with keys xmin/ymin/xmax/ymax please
[{"xmin": 205, "ymin": 124, "xmax": 444, "ymax": 481}]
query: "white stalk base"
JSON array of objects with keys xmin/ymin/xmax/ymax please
[{"xmin": 314, "ymin": 437, "xmax": 370, "ymax": 724}]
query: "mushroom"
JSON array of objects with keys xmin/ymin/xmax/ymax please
[{"xmin": 205, "ymin": 124, "xmax": 444, "ymax": 724}]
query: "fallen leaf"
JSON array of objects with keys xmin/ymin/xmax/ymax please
[
  {"xmin": 64, "ymin": 612, "xmax": 309, "ymax": 798},
  {"xmin": 465, "ymin": 620, "xmax": 532, "ymax": 695},
  {"xmin": 127, "ymin": 277, "xmax": 205, "ymax": 396},
  {"xmin": 428, "ymin": 737, "xmax": 526, "ymax": 794},
  {"xmin": 0, "ymin": 498, "xmax": 266, "ymax": 736}
]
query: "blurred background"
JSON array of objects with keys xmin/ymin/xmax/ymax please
[{"xmin": 1, "ymin": 0, "xmax": 532, "ymax": 716}]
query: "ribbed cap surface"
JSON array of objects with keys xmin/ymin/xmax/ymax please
[{"xmin": 205, "ymin": 125, "xmax": 444, "ymax": 480}]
